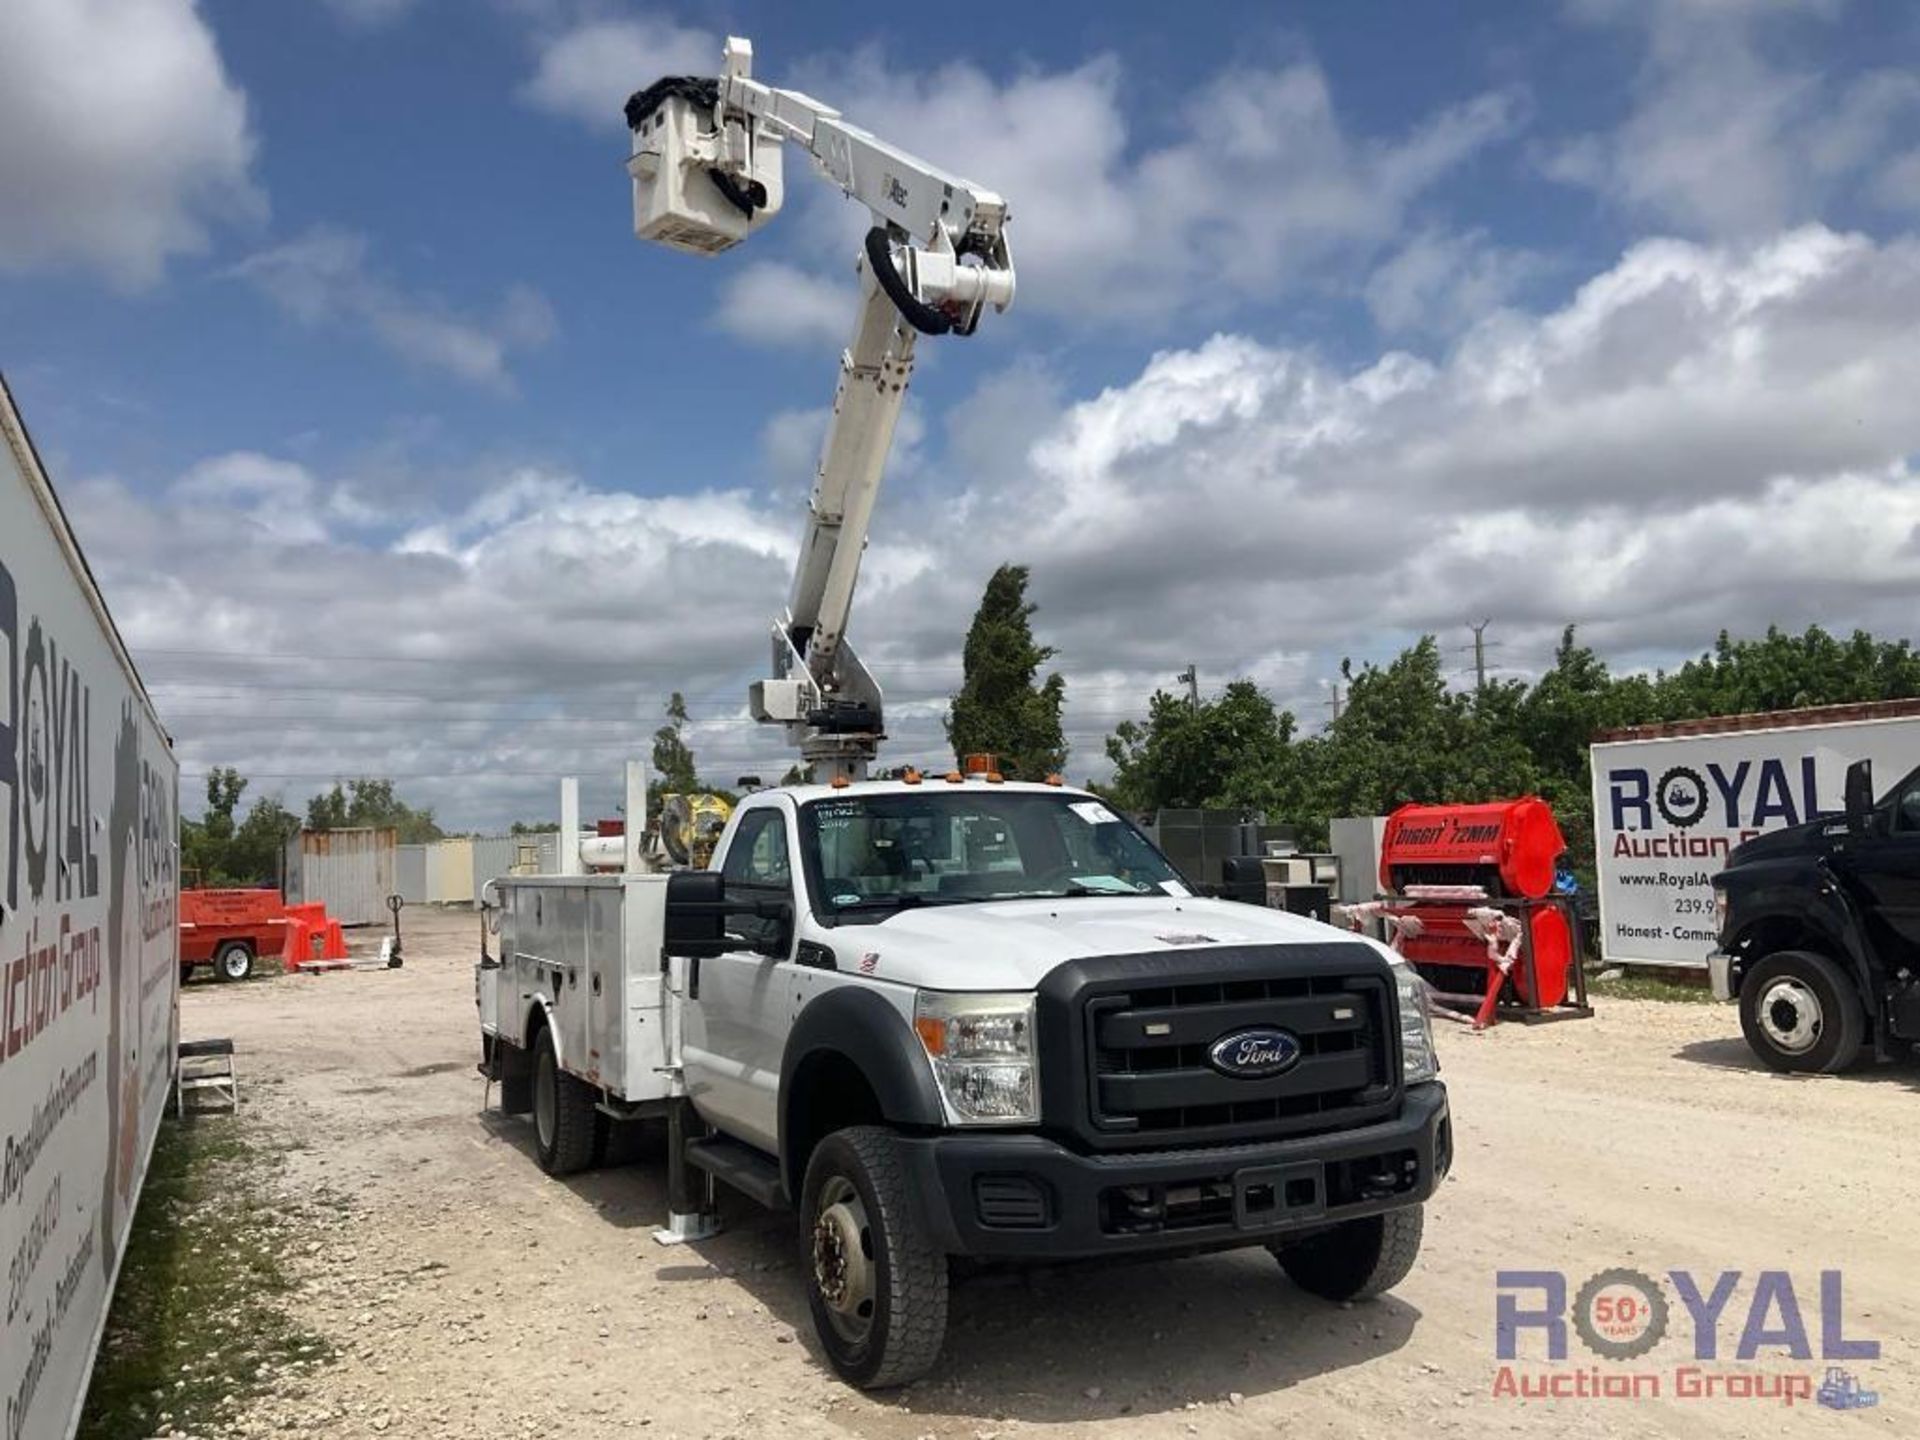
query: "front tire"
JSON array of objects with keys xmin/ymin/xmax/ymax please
[
  {"xmin": 531, "ymin": 1028, "xmax": 600, "ymax": 1176},
  {"xmin": 1272, "ymin": 1204, "xmax": 1425, "ymax": 1301},
  {"xmin": 1739, "ymin": 949, "xmax": 1864, "ymax": 1074},
  {"xmin": 800, "ymin": 1127, "xmax": 948, "ymax": 1389},
  {"xmin": 214, "ymin": 941, "xmax": 254, "ymax": 982}
]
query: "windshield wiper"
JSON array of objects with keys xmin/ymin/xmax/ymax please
[
  {"xmin": 830, "ymin": 894, "xmax": 957, "ymax": 913},
  {"xmin": 992, "ymin": 883, "xmax": 1155, "ymax": 900}
]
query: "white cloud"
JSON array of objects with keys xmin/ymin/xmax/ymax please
[
  {"xmin": 782, "ymin": 49, "xmax": 1523, "ymax": 326},
  {"xmin": 74, "ymin": 224, "xmax": 1920, "ymax": 822},
  {"xmin": 1548, "ymin": 0, "xmax": 1920, "ymax": 235},
  {"xmin": 520, "ymin": 15, "xmax": 718, "ymax": 131},
  {"xmin": 232, "ymin": 227, "xmax": 556, "ymax": 389},
  {"xmin": 528, "ymin": 29, "xmax": 1520, "ymax": 332},
  {"xmin": 1365, "ymin": 229, "xmax": 1548, "ymax": 336},
  {"xmin": 713, "ymin": 261, "xmax": 856, "ymax": 349},
  {"xmin": 0, "ymin": 0, "xmax": 261, "ymax": 287}
]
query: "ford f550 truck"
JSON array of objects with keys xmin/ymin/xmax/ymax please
[
  {"xmin": 476, "ymin": 37, "xmax": 1448, "ymax": 1387},
  {"xmin": 478, "ymin": 776, "xmax": 1448, "ymax": 1387}
]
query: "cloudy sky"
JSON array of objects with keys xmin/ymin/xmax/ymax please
[{"xmin": 5, "ymin": 0, "xmax": 1920, "ymax": 829}]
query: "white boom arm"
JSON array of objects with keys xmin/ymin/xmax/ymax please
[{"xmin": 626, "ymin": 37, "xmax": 1015, "ymax": 781}]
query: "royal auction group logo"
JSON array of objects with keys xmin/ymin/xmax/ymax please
[{"xmin": 1494, "ymin": 1267, "xmax": 1880, "ymax": 1409}]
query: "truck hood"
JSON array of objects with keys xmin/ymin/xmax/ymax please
[
  {"xmin": 1726, "ymin": 818, "xmax": 1828, "ymax": 869},
  {"xmin": 829, "ymin": 895, "xmax": 1395, "ymax": 991}
]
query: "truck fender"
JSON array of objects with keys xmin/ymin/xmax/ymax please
[
  {"xmin": 1726, "ymin": 861, "xmax": 1878, "ymax": 1009},
  {"xmin": 778, "ymin": 985, "xmax": 945, "ymax": 1199},
  {"xmin": 521, "ymin": 994, "xmax": 561, "ymax": 1067}
]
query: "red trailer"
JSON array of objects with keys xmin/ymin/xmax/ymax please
[{"xmin": 180, "ymin": 888, "xmax": 288, "ymax": 982}]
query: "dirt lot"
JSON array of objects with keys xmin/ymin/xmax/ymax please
[{"xmin": 170, "ymin": 908, "xmax": 1915, "ymax": 1439}]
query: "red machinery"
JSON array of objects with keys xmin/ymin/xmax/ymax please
[
  {"xmin": 180, "ymin": 888, "xmax": 289, "ymax": 981},
  {"xmin": 1361, "ymin": 798, "xmax": 1591, "ymax": 1029}
]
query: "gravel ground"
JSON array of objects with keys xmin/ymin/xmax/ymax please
[{"xmin": 172, "ymin": 907, "xmax": 1917, "ymax": 1439}]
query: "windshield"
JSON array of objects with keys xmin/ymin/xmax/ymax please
[{"xmin": 800, "ymin": 789, "xmax": 1189, "ymax": 921}]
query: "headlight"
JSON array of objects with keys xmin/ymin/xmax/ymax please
[
  {"xmin": 1392, "ymin": 960, "xmax": 1439, "ymax": 1084},
  {"xmin": 914, "ymin": 991, "xmax": 1038, "ymax": 1125},
  {"xmin": 1714, "ymin": 885, "xmax": 1729, "ymax": 934}
]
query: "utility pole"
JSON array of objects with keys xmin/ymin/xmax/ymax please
[
  {"xmin": 1467, "ymin": 619, "xmax": 1496, "ymax": 693},
  {"xmin": 1324, "ymin": 681, "xmax": 1344, "ymax": 724},
  {"xmin": 1176, "ymin": 665, "xmax": 1200, "ymax": 709}
]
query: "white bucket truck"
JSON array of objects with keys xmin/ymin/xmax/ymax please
[{"xmin": 476, "ymin": 38, "xmax": 1448, "ymax": 1388}]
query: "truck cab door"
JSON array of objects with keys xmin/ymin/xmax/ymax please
[
  {"xmin": 681, "ymin": 805, "xmax": 798, "ymax": 1155},
  {"xmin": 1841, "ymin": 765, "xmax": 1920, "ymax": 961}
]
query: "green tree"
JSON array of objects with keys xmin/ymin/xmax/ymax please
[
  {"xmin": 182, "ymin": 767, "xmax": 248, "ymax": 884},
  {"xmin": 1103, "ymin": 680, "xmax": 1298, "ymax": 815},
  {"xmin": 652, "ymin": 692, "xmax": 699, "ymax": 794},
  {"xmin": 229, "ymin": 797, "xmax": 299, "ymax": 886},
  {"xmin": 945, "ymin": 564, "xmax": 1067, "ymax": 780},
  {"xmin": 1097, "ymin": 620, "xmax": 1920, "ymax": 891},
  {"xmin": 305, "ymin": 778, "xmax": 443, "ymax": 843}
]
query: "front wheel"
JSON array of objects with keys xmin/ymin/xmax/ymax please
[
  {"xmin": 800, "ymin": 1127, "xmax": 948, "ymax": 1389},
  {"xmin": 1271, "ymin": 1204, "xmax": 1425, "ymax": 1301},
  {"xmin": 214, "ymin": 941, "xmax": 254, "ymax": 982},
  {"xmin": 1738, "ymin": 950, "xmax": 1864, "ymax": 1073}
]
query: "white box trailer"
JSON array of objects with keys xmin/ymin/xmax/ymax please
[
  {"xmin": 2, "ymin": 376, "xmax": 180, "ymax": 1440},
  {"xmin": 1590, "ymin": 701, "xmax": 1920, "ymax": 968}
]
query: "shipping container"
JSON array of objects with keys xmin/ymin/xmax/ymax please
[
  {"xmin": 282, "ymin": 826, "xmax": 397, "ymax": 926},
  {"xmin": 395, "ymin": 844, "xmax": 428, "ymax": 905},
  {"xmin": 426, "ymin": 836, "xmax": 474, "ymax": 904},
  {"xmin": 471, "ymin": 832, "xmax": 587, "ymax": 900},
  {"xmin": 1590, "ymin": 700, "xmax": 1920, "ymax": 967},
  {"xmin": 2, "ymin": 375, "xmax": 181, "ymax": 1440}
]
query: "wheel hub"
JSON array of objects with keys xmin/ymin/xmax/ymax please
[
  {"xmin": 811, "ymin": 1180, "xmax": 874, "ymax": 1342},
  {"xmin": 1759, "ymin": 978, "xmax": 1822, "ymax": 1055}
]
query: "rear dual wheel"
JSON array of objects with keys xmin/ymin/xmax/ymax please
[{"xmin": 532, "ymin": 1028, "xmax": 603, "ymax": 1175}]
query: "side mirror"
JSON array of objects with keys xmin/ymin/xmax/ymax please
[
  {"xmin": 664, "ymin": 870, "xmax": 730, "ymax": 959},
  {"xmin": 1845, "ymin": 759, "xmax": 1875, "ymax": 836}
]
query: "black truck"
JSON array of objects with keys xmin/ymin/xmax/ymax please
[{"xmin": 1711, "ymin": 759, "xmax": 1920, "ymax": 1071}]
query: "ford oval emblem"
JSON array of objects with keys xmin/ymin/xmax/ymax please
[{"xmin": 1207, "ymin": 1027, "xmax": 1302, "ymax": 1079}]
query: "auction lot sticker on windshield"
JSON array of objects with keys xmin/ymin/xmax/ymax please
[{"xmin": 1070, "ymin": 801, "xmax": 1118, "ymax": 824}]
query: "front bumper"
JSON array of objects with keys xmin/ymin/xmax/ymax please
[
  {"xmin": 897, "ymin": 1081, "xmax": 1450, "ymax": 1261},
  {"xmin": 1708, "ymin": 950, "xmax": 1735, "ymax": 1002}
]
